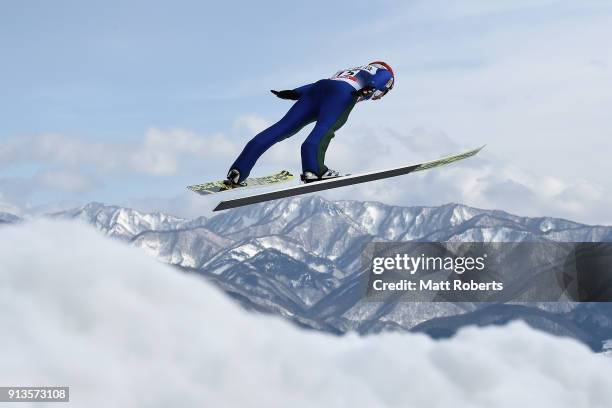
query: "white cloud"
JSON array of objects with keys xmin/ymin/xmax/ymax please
[
  {"xmin": 0, "ymin": 196, "xmax": 22, "ymax": 216},
  {"xmin": 233, "ymin": 114, "xmax": 270, "ymax": 134},
  {"xmin": 34, "ymin": 169, "xmax": 96, "ymax": 193},
  {"xmin": 1, "ymin": 219, "xmax": 612, "ymax": 407},
  {"xmin": 0, "ymin": 126, "xmax": 243, "ymax": 214},
  {"xmin": 0, "ymin": 170, "xmax": 97, "ymax": 215},
  {"xmin": 129, "ymin": 128, "xmax": 238, "ymax": 175},
  {"xmin": 0, "ymin": 127, "xmax": 240, "ymax": 177}
]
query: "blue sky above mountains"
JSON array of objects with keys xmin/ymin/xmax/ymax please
[{"xmin": 1, "ymin": 1, "xmax": 611, "ymax": 223}]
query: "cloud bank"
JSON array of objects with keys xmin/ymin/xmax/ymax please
[
  {"xmin": 0, "ymin": 128, "xmax": 238, "ymax": 177},
  {"xmin": 0, "ymin": 127, "xmax": 241, "ymax": 214},
  {"xmin": 1, "ymin": 219, "xmax": 611, "ymax": 407}
]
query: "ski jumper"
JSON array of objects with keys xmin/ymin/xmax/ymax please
[{"xmin": 229, "ymin": 64, "xmax": 394, "ymax": 181}]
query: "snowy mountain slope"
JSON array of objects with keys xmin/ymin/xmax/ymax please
[
  {"xmin": 132, "ymin": 227, "xmax": 233, "ymax": 268},
  {"xmin": 49, "ymin": 202, "xmax": 192, "ymax": 240},
  {"xmin": 50, "ymin": 196, "xmax": 612, "ymax": 349},
  {"xmin": 205, "ymin": 196, "xmax": 374, "ymax": 261},
  {"xmin": 196, "ymin": 236, "xmax": 346, "ymax": 329},
  {"xmin": 405, "ymin": 302, "xmax": 612, "ymax": 354},
  {"xmin": 334, "ymin": 200, "xmax": 483, "ymax": 240}
]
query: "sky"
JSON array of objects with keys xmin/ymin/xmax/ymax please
[
  {"xmin": 2, "ymin": 218, "xmax": 612, "ymax": 407},
  {"xmin": 1, "ymin": 0, "xmax": 611, "ymax": 223}
]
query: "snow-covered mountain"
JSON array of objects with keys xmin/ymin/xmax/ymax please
[
  {"xmin": 50, "ymin": 203, "xmax": 196, "ymax": 239},
  {"xmin": 9, "ymin": 197, "xmax": 612, "ymax": 350}
]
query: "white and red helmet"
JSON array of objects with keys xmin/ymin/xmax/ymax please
[{"xmin": 369, "ymin": 60, "xmax": 395, "ymax": 100}]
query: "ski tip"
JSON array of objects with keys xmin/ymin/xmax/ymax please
[{"xmin": 465, "ymin": 145, "xmax": 485, "ymax": 157}]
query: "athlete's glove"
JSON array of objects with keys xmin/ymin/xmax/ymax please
[
  {"xmin": 352, "ymin": 86, "xmax": 375, "ymax": 98},
  {"xmin": 270, "ymin": 90, "xmax": 300, "ymax": 100}
]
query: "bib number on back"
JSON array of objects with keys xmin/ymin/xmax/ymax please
[{"xmin": 332, "ymin": 65, "xmax": 376, "ymax": 80}]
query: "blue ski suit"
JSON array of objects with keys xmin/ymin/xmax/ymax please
[{"xmin": 229, "ymin": 64, "xmax": 394, "ymax": 181}]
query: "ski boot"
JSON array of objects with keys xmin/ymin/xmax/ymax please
[
  {"xmin": 223, "ymin": 169, "xmax": 247, "ymax": 189},
  {"xmin": 300, "ymin": 168, "xmax": 342, "ymax": 183}
]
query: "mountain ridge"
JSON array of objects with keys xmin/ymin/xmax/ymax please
[{"xmin": 3, "ymin": 196, "xmax": 612, "ymax": 350}]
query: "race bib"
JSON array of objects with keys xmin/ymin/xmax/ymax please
[{"xmin": 331, "ymin": 65, "xmax": 376, "ymax": 81}]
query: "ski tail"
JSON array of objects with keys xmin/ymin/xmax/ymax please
[{"xmin": 187, "ymin": 170, "xmax": 294, "ymax": 195}]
